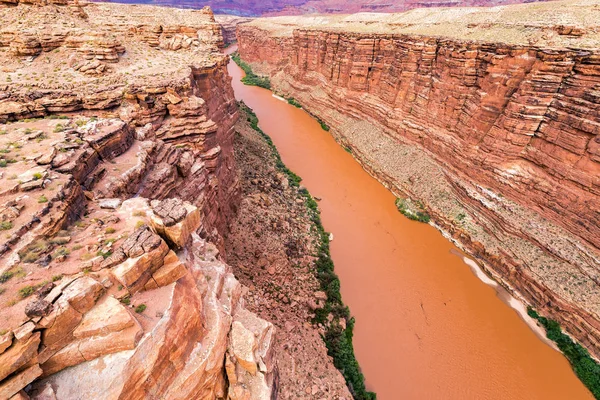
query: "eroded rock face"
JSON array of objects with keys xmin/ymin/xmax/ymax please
[
  {"xmin": 0, "ymin": 2, "xmax": 272, "ymax": 398},
  {"xmin": 236, "ymin": 0, "xmax": 600, "ymax": 359},
  {"xmin": 0, "ymin": 198, "xmax": 276, "ymax": 399},
  {"xmin": 215, "ymin": 15, "xmax": 253, "ymax": 45}
]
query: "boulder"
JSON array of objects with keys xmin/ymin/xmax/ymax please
[
  {"xmin": 149, "ymin": 199, "xmax": 201, "ymax": 248},
  {"xmin": 150, "ymin": 250, "xmax": 187, "ymax": 288},
  {"xmin": 99, "ymin": 198, "xmax": 122, "ymax": 210},
  {"xmin": 25, "ymin": 299, "xmax": 54, "ymax": 318}
]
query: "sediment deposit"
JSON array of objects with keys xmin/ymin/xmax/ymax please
[
  {"xmin": 237, "ymin": 0, "xmax": 600, "ymax": 359},
  {"xmin": 0, "ymin": 2, "xmax": 276, "ymax": 398}
]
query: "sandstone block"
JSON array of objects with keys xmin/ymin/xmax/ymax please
[
  {"xmin": 151, "ymin": 250, "xmax": 187, "ymax": 287},
  {"xmin": 0, "ymin": 332, "xmax": 41, "ymax": 381},
  {"xmin": 73, "ymin": 296, "xmax": 135, "ymax": 339},
  {"xmin": 110, "ymin": 238, "xmax": 169, "ymax": 293},
  {"xmin": 0, "ymin": 365, "xmax": 42, "ymax": 400},
  {"xmin": 226, "ymin": 308, "xmax": 276, "ymax": 400},
  {"xmin": 39, "ymin": 302, "xmax": 82, "ymax": 349},
  {"xmin": 60, "ymin": 277, "xmax": 105, "ymax": 314},
  {"xmin": 0, "ymin": 332, "xmax": 14, "ymax": 354},
  {"xmin": 42, "ymin": 318, "xmax": 141, "ymax": 376},
  {"xmin": 149, "ymin": 199, "xmax": 201, "ymax": 248},
  {"xmin": 13, "ymin": 322, "xmax": 35, "ymax": 342},
  {"xmin": 9, "ymin": 390, "xmax": 30, "ymax": 400},
  {"xmin": 229, "ymin": 320, "xmax": 257, "ymax": 375}
]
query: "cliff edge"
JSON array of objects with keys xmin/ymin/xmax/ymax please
[{"xmin": 0, "ymin": 2, "xmax": 275, "ymax": 398}]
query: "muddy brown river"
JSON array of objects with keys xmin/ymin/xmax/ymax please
[{"xmin": 227, "ymin": 49, "xmax": 592, "ymax": 399}]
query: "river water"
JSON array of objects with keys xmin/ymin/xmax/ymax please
[{"xmin": 226, "ymin": 49, "xmax": 592, "ymax": 400}]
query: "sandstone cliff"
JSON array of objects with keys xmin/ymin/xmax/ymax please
[
  {"xmin": 0, "ymin": 2, "xmax": 276, "ymax": 398},
  {"xmin": 237, "ymin": 0, "xmax": 600, "ymax": 359},
  {"xmin": 216, "ymin": 15, "xmax": 253, "ymax": 45}
]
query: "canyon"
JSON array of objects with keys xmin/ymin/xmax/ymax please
[
  {"xmin": 235, "ymin": 0, "xmax": 600, "ymax": 391},
  {"xmin": 1, "ymin": 0, "xmax": 600, "ymax": 398}
]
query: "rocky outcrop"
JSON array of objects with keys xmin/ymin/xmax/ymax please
[
  {"xmin": 215, "ymin": 15, "xmax": 253, "ymax": 45},
  {"xmin": 0, "ymin": 198, "xmax": 276, "ymax": 399},
  {"xmin": 0, "ymin": 2, "xmax": 274, "ymax": 398},
  {"xmin": 236, "ymin": 0, "xmax": 600, "ymax": 359}
]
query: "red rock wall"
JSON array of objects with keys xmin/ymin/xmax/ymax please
[
  {"xmin": 237, "ymin": 26, "xmax": 600, "ymax": 356},
  {"xmin": 239, "ymin": 30, "xmax": 600, "ymax": 249}
]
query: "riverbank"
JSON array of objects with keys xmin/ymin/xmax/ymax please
[{"xmin": 227, "ymin": 102, "xmax": 374, "ymax": 399}]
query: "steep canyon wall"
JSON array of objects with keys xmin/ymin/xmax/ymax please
[
  {"xmin": 237, "ymin": 0, "xmax": 600, "ymax": 359},
  {"xmin": 0, "ymin": 2, "xmax": 275, "ymax": 398}
]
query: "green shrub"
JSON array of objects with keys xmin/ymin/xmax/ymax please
[
  {"xmin": 53, "ymin": 124, "xmax": 65, "ymax": 133},
  {"xmin": 52, "ymin": 246, "xmax": 70, "ymax": 259},
  {"xmin": 231, "ymin": 52, "xmax": 271, "ymax": 89},
  {"xmin": 317, "ymin": 118, "xmax": 330, "ymax": 132},
  {"xmin": 32, "ymin": 172, "xmax": 42, "ymax": 180},
  {"xmin": 19, "ymin": 239, "xmax": 50, "ymax": 263},
  {"xmin": 287, "ymin": 98, "xmax": 302, "ymax": 108},
  {"xmin": 0, "ymin": 160, "xmax": 7, "ymax": 168},
  {"xmin": 38, "ymin": 195, "xmax": 48, "ymax": 203},
  {"xmin": 0, "ymin": 221, "xmax": 13, "ymax": 231},
  {"xmin": 96, "ymin": 250, "xmax": 112, "ymax": 259},
  {"xmin": 0, "ymin": 270, "xmax": 14, "ymax": 283},
  {"xmin": 528, "ymin": 307, "xmax": 600, "ymax": 397},
  {"xmin": 105, "ymin": 227, "xmax": 116, "ymax": 234},
  {"xmin": 135, "ymin": 304, "xmax": 147, "ymax": 313},
  {"xmin": 52, "ymin": 274, "xmax": 63, "ymax": 282},
  {"xmin": 18, "ymin": 285, "xmax": 35, "ymax": 298},
  {"xmin": 50, "ymin": 236, "xmax": 70, "ymax": 245},
  {"xmin": 395, "ymin": 198, "xmax": 430, "ymax": 223}
]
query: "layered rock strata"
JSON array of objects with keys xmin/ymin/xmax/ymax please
[
  {"xmin": 237, "ymin": 0, "xmax": 600, "ymax": 358},
  {"xmin": 215, "ymin": 15, "xmax": 253, "ymax": 45},
  {"xmin": 0, "ymin": 198, "xmax": 276, "ymax": 399},
  {"xmin": 0, "ymin": 1, "xmax": 275, "ymax": 398}
]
